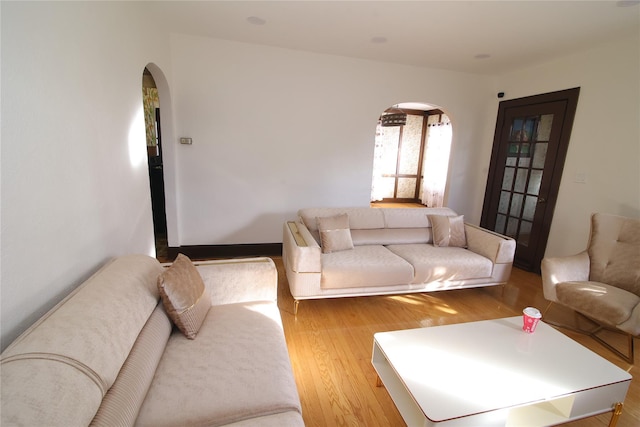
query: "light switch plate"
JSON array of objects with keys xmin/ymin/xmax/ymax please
[{"xmin": 179, "ymin": 137, "xmax": 192, "ymax": 145}]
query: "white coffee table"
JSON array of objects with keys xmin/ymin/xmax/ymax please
[{"xmin": 372, "ymin": 317, "xmax": 632, "ymax": 427}]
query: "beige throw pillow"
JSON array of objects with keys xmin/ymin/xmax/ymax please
[
  {"xmin": 317, "ymin": 213, "xmax": 354, "ymax": 254},
  {"xmin": 157, "ymin": 253, "xmax": 211, "ymax": 339},
  {"xmin": 428, "ymin": 214, "xmax": 468, "ymax": 248}
]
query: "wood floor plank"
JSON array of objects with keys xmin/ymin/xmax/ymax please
[{"xmin": 274, "ymin": 257, "xmax": 640, "ymax": 426}]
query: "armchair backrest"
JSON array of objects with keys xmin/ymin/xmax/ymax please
[{"xmin": 588, "ymin": 213, "xmax": 640, "ymax": 296}]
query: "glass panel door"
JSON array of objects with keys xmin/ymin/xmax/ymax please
[
  {"xmin": 494, "ymin": 114, "xmax": 553, "ymax": 247},
  {"xmin": 481, "ymin": 88, "xmax": 580, "ymax": 272}
]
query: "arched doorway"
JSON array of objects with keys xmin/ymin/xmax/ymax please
[
  {"xmin": 142, "ymin": 67, "xmax": 168, "ymax": 259},
  {"xmin": 371, "ymin": 103, "xmax": 452, "ymax": 207}
]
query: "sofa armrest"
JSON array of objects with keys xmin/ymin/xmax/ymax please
[
  {"xmin": 282, "ymin": 221, "xmax": 322, "ymax": 273},
  {"xmin": 540, "ymin": 251, "xmax": 590, "ymax": 302},
  {"xmin": 193, "ymin": 257, "xmax": 277, "ymax": 305},
  {"xmin": 464, "ymin": 223, "xmax": 516, "ymax": 264}
]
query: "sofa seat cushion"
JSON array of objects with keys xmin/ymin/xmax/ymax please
[
  {"xmin": 135, "ymin": 301, "xmax": 301, "ymax": 427},
  {"xmin": 386, "ymin": 244, "xmax": 493, "ymax": 284},
  {"xmin": 556, "ymin": 281, "xmax": 640, "ymax": 327},
  {"xmin": 321, "ymin": 245, "xmax": 414, "ymax": 290}
]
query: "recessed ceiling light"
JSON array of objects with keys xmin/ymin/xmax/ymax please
[
  {"xmin": 371, "ymin": 36, "xmax": 388, "ymax": 44},
  {"xmin": 246, "ymin": 16, "xmax": 266, "ymax": 25},
  {"xmin": 474, "ymin": 53, "xmax": 491, "ymax": 59},
  {"xmin": 616, "ymin": 1, "xmax": 640, "ymax": 6}
]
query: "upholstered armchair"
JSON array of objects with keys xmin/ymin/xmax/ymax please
[{"xmin": 541, "ymin": 213, "xmax": 640, "ymax": 363}]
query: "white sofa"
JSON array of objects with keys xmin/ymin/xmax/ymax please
[
  {"xmin": 283, "ymin": 207, "xmax": 516, "ymax": 313},
  {"xmin": 1, "ymin": 255, "xmax": 304, "ymax": 427}
]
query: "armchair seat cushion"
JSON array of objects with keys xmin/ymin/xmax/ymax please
[{"xmin": 556, "ymin": 281, "xmax": 640, "ymax": 326}]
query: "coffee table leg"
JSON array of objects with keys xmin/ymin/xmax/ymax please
[{"xmin": 608, "ymin": 402, "xmax": 623, "ymax": 427}]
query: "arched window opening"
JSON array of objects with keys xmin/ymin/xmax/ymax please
[{"xmin": 371, "ymin": 103, "xmax": 452, "ymax": 207}]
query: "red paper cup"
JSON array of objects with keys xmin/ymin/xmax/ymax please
[{"xmin": 523, "ymin": 307, "xmax": 542, "ymax": 333}]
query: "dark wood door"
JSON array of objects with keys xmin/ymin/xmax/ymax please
[{"xmin": 481, "ymin": 88, "xmax": 580, "ymax": 272}]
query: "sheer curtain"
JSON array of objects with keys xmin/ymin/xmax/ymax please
[
  {"xmin": 421, "ymin": 115, "xmax": 452, "ymax": 207},
  {"xmin": 371, "ymin": 121, "xmax": 385, "ymax": 201}
]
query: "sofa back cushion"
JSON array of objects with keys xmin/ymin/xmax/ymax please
[
  {"xmin": 383, "ymin": 207, "xmax": 456, "ymax": 228},
  {"xmin": 1, "ymin": 255, "xmax": 164, "ymax": 426},
  {"xmin": 588, "ymin": 213, "xmax": 640, "ymax": 296},
  {"xmin": 299, "ymin": 207, "xmax": 385, "ymax": 232},
  {"xmin": 350, "ymin": 228, "xmax": 431, "ymax": 245},
  {"xmin": 298, "ymin": 207, "xmax": 459, "ymax": 246}
]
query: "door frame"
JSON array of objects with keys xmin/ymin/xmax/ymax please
[{"xmin": 480, "ymin": 88, "xmax": 580, "ymax": 272}]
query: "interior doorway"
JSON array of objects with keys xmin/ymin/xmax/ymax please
[
  {"xmin": 142, "ymin": 68, "xmax": 168, "ymax": 259},
  {"xmin": 480, "ymin": 88, "xmax": 580, "ymax": 272}
]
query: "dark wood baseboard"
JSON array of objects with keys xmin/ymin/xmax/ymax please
[{"xmin": 167, "ymin": 243, "xmax": 282, "ymax": 261}]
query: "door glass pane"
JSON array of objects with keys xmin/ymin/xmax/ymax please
[
  {"xmin": 397, "ymin": 178, "xmax": 417, "ymax": 198},
  {"xmin": 498, "ymin": 191, "xmax": 510, "ymax": 214},
  {"xmin": 496, "ymin": 214, "xmax": 506, "ymax": 234},
  {"xmin": 398, "ymin": 115, "xmax": 422, "ymax": 174},
  {"xmin": 522, "ymin": 118, "xmax": 535, "ymax": 141},
  {"xmin": 502, "ymin": 168, "xmax": 515, "ymax": 190},
  {"xmin": 532, "ymin": 142, "xmax": 547, "ymax": 169},
  {"xmin": 510, "ymin": 194, "xmax": 523, "ymax": 216},
  {"xmin": 523, "ymin": 196, "xmax": 537, "ymax": 221},
  {"xmin": 508, "ymin": 143, "xmax": 521, "ymax": 156},
  {"xmin": 535, "ymin": 114, "xmax": 554, "ymax": 141},
  {"xmin": 527, "ymin": 170, "xmax": 542, "ymax": 195},
  {"xmin": 518, "ymin": 156, "xmax": 530, "ymax": 167},
  {"xmin": 506, "ymin": 157, "xmax": 516, "ymax": 167},
  {"xmin": 510, "ymin": 119, "xmax": 524, "ymax": 140},
  {"xmin": 506, "ymin": 217, "xmax": 518, "ymax": 238},
  {"xmin": 514, "ymin": 169, "xmax": 528, "ymax": 193}
]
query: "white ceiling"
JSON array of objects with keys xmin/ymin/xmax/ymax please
[{"xmin": 152, "ymin": 1, "xmax": 639, "ymax": 75}]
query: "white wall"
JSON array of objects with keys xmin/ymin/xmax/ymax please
[
  {"xmin": 496, "ymin": 35, "xmax": 640, "ymax": 257},
  {"xmin": 169, "ymin": 33, "xmax": 497, "ymax": 245},
  {"xmin": 0, "ymin": 2, "xmax": 173, "ymax": 349}
]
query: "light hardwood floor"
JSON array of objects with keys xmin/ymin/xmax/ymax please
[{"xmin": 273, "ymin": 256, "xmax": 639, "ymax": 426}]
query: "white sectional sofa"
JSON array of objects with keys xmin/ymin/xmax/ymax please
[
  {"xmin": 1, "ymin": 255, "xmax": 304, "ymax": 427},
  {"xmin": 283, "ymin": 207, "xmax": 516, "ymax": 313}
]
